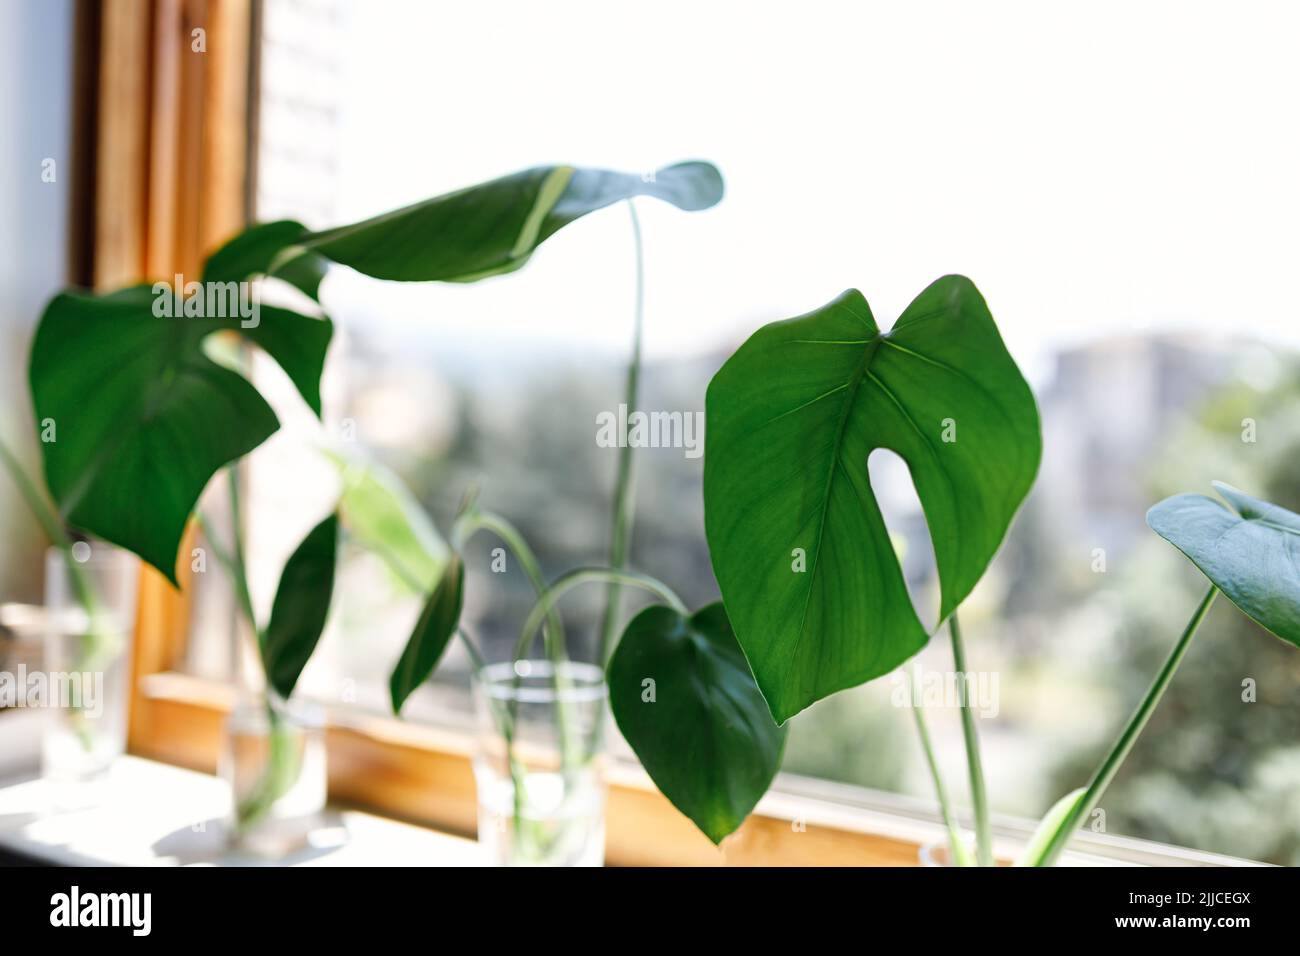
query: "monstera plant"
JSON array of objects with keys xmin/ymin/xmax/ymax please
[
  {"xmin": 18, "ymin": 159, "xmax": 757, "ymax": 849},
  {"xmin": 367, "ymin": 159, "xmax": 789, "ymax": 853},
  {"xmin": 697, "ymin": 275, "xmax": 1041, "ymax": 865}
]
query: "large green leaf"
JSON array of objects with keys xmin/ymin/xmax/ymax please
[
  {"xmin": 704, "ymin": 276, "xmax": 1040, "ymax": 722},
  {"xmin": 261, "ymin": 513, "xmax": 339, "ymax": 699},
  {"xmin": 1147, "ymin": 482, "xmax": 1300, "ymax": 647},
  {"xmin": 390, "ymin": 553, "xmax": 465, "ymax": 713},
  {"xmin": 297, "ymin": 161, "xmax": 723, "ymax": 283},
  {"xmin": 609, "ymin": 602, "xmax": 787, "ymax": 844},
  {"xmin": 321, "ymin": 448, "xmax": 446, "ymax": 593},
  {"xmin": 29, "ymin": 285, "xmax": 332, "ymax": 583}
]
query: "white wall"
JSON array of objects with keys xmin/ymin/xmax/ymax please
[{"xmin": 0, "ymin": 0, "xmax": 74, "ymax": 600}]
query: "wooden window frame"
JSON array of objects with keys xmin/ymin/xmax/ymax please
[{"xmin": 84, "ymin": 0, "xmax": 1251, "ymax": 868}]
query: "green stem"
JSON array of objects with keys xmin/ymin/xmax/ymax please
[
  {"xmin": 207, "ymin": 467, "xmax": 304, "ymax": 833},
  {"xmin": 595, "ymin": 200, "xmax": 645, "ymax": 667},
  {"xmin": 908, "ymin": 676, "xmax": 974, "ymax": 866},
  {"xmin": 0, "ymin": 434, "xmax": 70, "ymax": 549},
  {"xmin": 197, "ymin": 510, "xmax": 258, "ymax": 639},
  {"xmin": 517, "ymin": 566, "xmax": 686, "ymax": 666},
  {"xmin": 447, "ymin": 503, "xmax": 575, "ymax": 846},
  {"xmin": 225, "ymin": 468, "xmax": 259, "ymax": 649},
  {"xmin": 949, "ymin": 612, "xmax": 993, "ymax": 866},
  {"xmin": 452, "ymin": 508, "xmax": 565, "ymax": 659},
  {"xmin": 234, "ymin": 697, "xmax": 302, "ymax": 832},
  {"xmin": 1036, "ymin": 585, "xmax": 1218, "ymax": 867}
]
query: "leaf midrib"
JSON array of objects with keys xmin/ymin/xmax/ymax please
[{"xmin": 787, "ymin": 336, "xmax": 882, "ymax": 707}]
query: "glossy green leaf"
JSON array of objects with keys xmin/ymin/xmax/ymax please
[
  {"xmin": 1147, "ymin": 482, "xmax": 1300, "ymax": 647},
  {"xmin": 299, "ymin": 161, "xmax": 723, "ymax": 283},
  {"xmin": 202, "ymin": 220, "xmax": 329, "ymax": 302},
  {"xmin": 29, "ymin": 285, "xmax": 332, "ymax": 583},
  {"xmin": 261, "ymin": 513, "xmax": 339, "ymax": 699},
  {"xmin": 321, "ymin": 448, "xmax": 446, "ymax": 593},
  {"xmin": 390, "ymin": 553, "xmax": 465, "ymax": 713},
  {"xmin": 609, "ymin": 602, "xmax": 787, "ymax": 844},
  {"xmin": 1013, "ymin": 788, "xmax": 1086, "ymax": 867},
  {"xmin": 704, "ymin": 276, "xmax": 1040, "ymax": 722}
]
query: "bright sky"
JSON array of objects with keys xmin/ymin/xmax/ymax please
[{"xmin": 321, "ymin": 0, "xmax": 1300, "ymax": 377}]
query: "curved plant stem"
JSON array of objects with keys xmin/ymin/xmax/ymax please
[
  {"xmin": 452, "ymin": 504, "xmax": 579, "ymax": 807},
  {"xmin": 517, "ymin": 566, "xmax": 686, "ymax": 666},
  {"xmin": 452, "ymin": 507, "xmax": 565, "ymax": 659},
  {"xmin": 949, "ymin": 612, "xmax": 993, "ymax": 866},
  {"xmin": 908, "ymin": 676, "xmax": 974, "ymax": 867},
  {"xmin": 1036, "ymin": 585, "xmax": 1218, "ymax": 867},
  {"xmin": 595, "ymin": 200, "xmax": 645, "ymax": 667},
  {"xmin": 0, "ymin": 435, "xmax": 68, "ymax": 549},
  {"xmin": 502, "ymin": 565, "xmax": 684, "ymax": 847}
]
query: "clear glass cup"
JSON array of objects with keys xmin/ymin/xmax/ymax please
[
  {"xmin": 41, "ymin": 543, "xmax": 138, "ymax": 791},
  {"xmin": 220, "ymin": 692, "xmax": 328, "ymax": 857},
  {"xmin": 473, "ymin": 660, "xmax": 607, "ymax": 866}
]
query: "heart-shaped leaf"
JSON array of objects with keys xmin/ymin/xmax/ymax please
[
  {"xmin": 390, "ymin": 552, "xmax": 465, "ymax": 713},
  {"xmin": 297, "ymin": 161, "xmax": 723, "ymax": 283},
  {"xmin": 1147, "ymin": 482, "xmax": 1300, "ymax": 647},
  {"xmin": 262, "ymin": 513, "xmax": 339, "ymax": 699},
  {"xmin": 704, "ymin": 276, "xmax": 1040, "ymax": 722},
  {"xmin": 29, "ymin": 285, "xmax": 332, "ymax": 583},
  {"xmin": 608, "ymin": 602, "xmax": 787, "ymax": 844}
]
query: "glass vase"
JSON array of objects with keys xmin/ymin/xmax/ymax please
[
  {"xmin": 220, "ymin": 693, "xmax": 327, "ymax": 857},
  {"xmin": 473, "ymin": 660, "xmax": 607, "ymax": 867},
  {"xmin": 40, "ymin": 543, "xmax": 138, "ymax": 794}
]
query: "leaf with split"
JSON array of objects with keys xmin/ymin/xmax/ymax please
[
  {"xmin": 297, "ymin": 161, "xmax": 723, "ymax": 283},
  {"xmin": 1147, "ymin": 482, "xmax": 1300, "ymax": 648},
  {"xmin": 704, "ymin": 276, "xmax": 1040, "ymax": 722},
  {"xmin": 29, "ymin": 285, "xmax": 332, "ymax": 583},
  {"xmin": 321, "ymin": 447, "xmax": 446, "ymax": 593},
  {"xmin": 262, "ymin": 513, "xmax": 339, "ymax": 699},
  {"xmin": 390, "ymin": 553, "xmax": 465, "ymax": 713},
  {"xmin": 608, "ymin": 602, "xmax": 786, "ymax": 844}
]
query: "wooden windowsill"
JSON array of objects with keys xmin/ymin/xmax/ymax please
[{"xmin": 129, "ymin": 671, "xmax": 1260, "ymax": 867}]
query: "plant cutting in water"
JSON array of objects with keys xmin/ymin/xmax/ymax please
[
  {"xmin": 26, "ymin": 144, "xmax": 1289, "ymax": 863},
  {"xmin": 340, "ymin": 159, "xmax": 787, "ymax": 859},
  {"xmin": 23, "ymin": 276, "xmax": 337, "ymax": 828},
  {"xmin": 25, "ymin": 157, "xmax": 780, "ymax": 858},
  {"xmin": 0, "ymin": 435, "xmax": 120, "ymax": 750}
]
